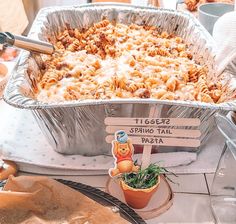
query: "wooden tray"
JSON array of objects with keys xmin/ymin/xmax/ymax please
[{"xmin": 106, "ymin": 175, "xmax": 174, "ymax": 220}]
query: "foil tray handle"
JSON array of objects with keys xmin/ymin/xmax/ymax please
[{"xmin": 0, "ymin": 32, "xmax": 54, "ymax": 55}]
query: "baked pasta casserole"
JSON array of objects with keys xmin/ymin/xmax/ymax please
[{"xmin": 37, "ymin": 19, "xmax": 224, "ymax": 103}]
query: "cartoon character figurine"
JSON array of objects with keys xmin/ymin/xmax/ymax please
[{"xmin": 109, "ymin": 130, "xmax": 139, "ymax": 177}]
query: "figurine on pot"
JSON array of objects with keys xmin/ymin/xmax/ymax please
[
  {"xmin": 108, "ymin": 130, "xmax": 171, "ymax": 209},
  {"xmin": 109, "ymin": 130, "xmax": 139, "ymax": 177}
]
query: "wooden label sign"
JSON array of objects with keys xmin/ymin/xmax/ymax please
[
  {"xmin": 105, "ymin": 117, "xmax": 201, "ymax": 148},
  {"xmin": 105, "ymin": 117, "xmax": 200, "ymax": 127},
  {"xmin": 105, "ymin": 105, "xmax": 201, "ymax": 169}
]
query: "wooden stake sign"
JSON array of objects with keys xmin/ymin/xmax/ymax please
[{"xmin": 105, "ymin": 106, "xmax": 201, "ymax": 169}]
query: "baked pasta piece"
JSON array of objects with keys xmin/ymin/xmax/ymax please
[{"xmin": 37, "ymin": 19, "xmax": 224, "ymax": 104}]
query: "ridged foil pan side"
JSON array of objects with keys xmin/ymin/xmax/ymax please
[
  {"xmin": 3, "ymin": 4, "xmax": 235, "ymax": 155},
  {"xmin": 31, "ymin": 103, "xmax": 227, "ymax": 155}
]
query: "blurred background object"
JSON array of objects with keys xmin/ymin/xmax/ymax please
[
  {"xmin": 22, "ymin": 0, "xmax": 87, "ymax": 34},
  {"xmin": 0, "ymin": 0, "xmax": 28, "ymax": 35},
  {"xmin": 0, "ymin": 0, "xmax": 27, "ymax": 62},
  {"xmin": 21, "ymin": 0, "xmax": 180, "ymax": 34},
  {"xmin": 148, "ymin": 0, "xmax": 160, "ymax": 7},
  {"xmin": 184, "ymin": 0, "xmax": 234, "ymax": 12},
  {"xmin": 0, "ymin": 48, "xmax": 18, "ymax": 62},
  {"xmin": 198, "ymin": 2, "xmax": 234, "ymax": 34},
  {"xmin": 213, "ymin": 11, "xmax": 236, "ymax": 75},
  {"xmin": 148, "ymin": 0, "xmax": 179, "ymax": 9},
  {"xmin": 92, "ymin": 0, "xmax": 131, "ymax": 2}
]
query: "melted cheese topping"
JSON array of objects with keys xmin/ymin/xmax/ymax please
[{"xmin": 36, "ymin": 20, "xmax": 223, "ymax": 104}]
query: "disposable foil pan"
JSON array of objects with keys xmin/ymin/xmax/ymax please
[{"xmin": 4, "ymin": 3, "xmax": 236, "ymax": 156}]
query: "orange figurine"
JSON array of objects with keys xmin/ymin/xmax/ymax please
[{"xmin": 109, "ymin": 130, "xmax": 139, "ymax": 177}]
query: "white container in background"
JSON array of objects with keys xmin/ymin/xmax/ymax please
[
  {"xmin": 198, "ymin": 3, "xmax": 234, "ymax": 34},
  {"xmin": 213, "ymin": 11, "xmax": 236, "ymax": 73}
]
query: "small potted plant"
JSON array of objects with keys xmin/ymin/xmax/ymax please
[
  {"xmin": 108, "ymin": 130, "xmax": 175, "ymax": 209},
  {"xmin": 119, "ymin": 163, "xmax": 168, "ymax": 209}
]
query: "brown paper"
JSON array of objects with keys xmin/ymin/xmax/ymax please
[{"xmin": 0, "ymin": 176, "xmax": 130, "ymax": 224}]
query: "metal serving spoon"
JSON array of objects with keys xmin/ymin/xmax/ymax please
[{"xmin": 0, "ymin": 32, "xmax": 54, "ymax": 55}]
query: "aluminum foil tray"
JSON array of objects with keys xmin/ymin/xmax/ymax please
[{"xmin": 4, "ymin": 3, "xmax": 236, "ymax": 156}]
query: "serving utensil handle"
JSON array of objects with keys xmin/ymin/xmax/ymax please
[{"xmin": 0, "ymin": 32, "xmax": 54, "ymax": 55}]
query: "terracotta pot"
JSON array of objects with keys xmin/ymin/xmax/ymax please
[{"xmin": 120, "ymin": 176, "xmax": 160, "ymax": 209}]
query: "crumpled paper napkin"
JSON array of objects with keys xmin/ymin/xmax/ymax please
[{"xmin": 0, "ymin": 175, "xmax": 129, "ymax": 224}]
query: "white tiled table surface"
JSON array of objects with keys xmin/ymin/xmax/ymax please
[{"xmin": 18, "ymin": 172, "xmax": 216, "ymax": 223}]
